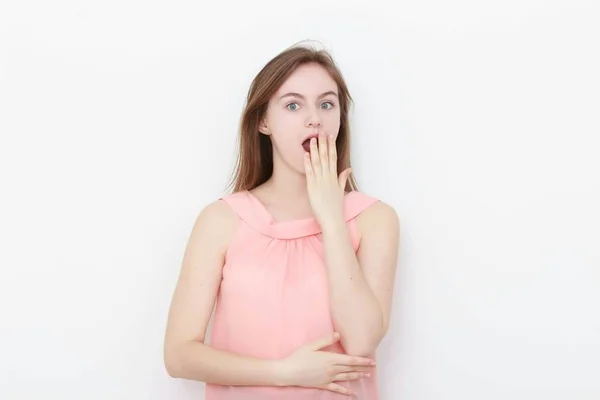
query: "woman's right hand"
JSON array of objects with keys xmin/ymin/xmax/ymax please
[{"xmin": 277, "ymin": 332, "xmax": 375, "ymax": 396}]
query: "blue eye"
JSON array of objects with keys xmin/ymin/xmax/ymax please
[
  {"xmin": 321, "ymin": 101, "xmax": 334, "ymax": 110},
  {"xmin": 287, "ymin": 102, "xmax": 299, "ymax": 111}
]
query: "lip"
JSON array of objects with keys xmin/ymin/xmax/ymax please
[{"xmin": 302, "ymin": 133, "xmax": 321, "ymax": 143}]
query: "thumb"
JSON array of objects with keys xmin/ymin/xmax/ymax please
[
  {"xmin": 308, "ymin": 332, "xmax": 340, "ymax": 351},
  {"xmin": 338, "ymin": 168, "xmax": 352, "ymax": 190}
]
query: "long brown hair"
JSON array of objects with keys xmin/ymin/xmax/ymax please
[{"xmin": 226, "ymin": 41, "xmax": 359, "ymax": 193}]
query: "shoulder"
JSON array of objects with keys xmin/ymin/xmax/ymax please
[
  {"xmin": 358, "ymin": 199, "xmax": 399, "ymax": 227},
  {"xmin": 191, "ymin": 198, "xmax": 240, "ymax": 247},
  {"xmin": 198, "ymin": 198, "xmax": 238, "ymax": 222},
  {"xmin": 354, "ymin": 194, "xmax": 400, "ymax": 238},
  {"xmin": 348, "ymin": 191, "xmax": 398, "ymax": 223}
]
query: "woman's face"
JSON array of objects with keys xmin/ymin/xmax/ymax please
[{"xmin": 260, "ymin": 62, "xmax": 341, "ymax": 174}]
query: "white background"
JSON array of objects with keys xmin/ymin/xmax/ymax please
[{"xmin": 1, "ymin": 0, "xmax": 599, "ymax": 399}]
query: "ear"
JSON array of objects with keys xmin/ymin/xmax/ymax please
[
  {"xmin": 338, "ymin": 168, "xmax": 352, "ymax": 190},
  {"xmin": 258, "ymin": 118, "xmax": 270, "ymax": 135}
]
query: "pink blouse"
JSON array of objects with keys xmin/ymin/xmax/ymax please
[{"xmin": 206, "ymin": 190, "xmax": 381, "ymax": 400}]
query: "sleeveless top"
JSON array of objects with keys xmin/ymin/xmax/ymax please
[{"xmin": 206, "ymin": 190, "xmax": 381, "ymax": 400}]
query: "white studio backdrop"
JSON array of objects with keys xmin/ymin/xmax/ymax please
[{"xmin": 1, "ymin": 1, "xmax": 599, "ymax": 399}]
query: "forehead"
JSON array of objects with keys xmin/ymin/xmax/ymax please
[{"xmin": 276, "ymin": 63, "xmax": 338, "ymax": 96}]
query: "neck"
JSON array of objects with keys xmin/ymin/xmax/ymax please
[{"xmin": 261, "ymin": 156, "xmax": 309, "ymax": 203}]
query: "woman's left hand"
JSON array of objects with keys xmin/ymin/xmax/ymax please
[{"xmin": 304, "ymin": 133, "xmax": 352, "ymax": 228}]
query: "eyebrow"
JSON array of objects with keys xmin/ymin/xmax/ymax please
[{"xmin": 278, "ymin": 90, "xmax": 339, "ymax": 101}]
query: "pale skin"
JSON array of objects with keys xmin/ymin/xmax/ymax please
[
  {"xmin": 304, "ymin": 133, "xmax": 400, "ymax": 357},
  {"xmin": 163, "ymin": 63, "xmax": 400, "ymax": 396}
]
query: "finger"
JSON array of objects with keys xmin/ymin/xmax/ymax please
[
  {"xmin": 320, "ymin": 382, "xmax": 354, "ymax": 396},
  {"xmin": 328, "ymin": 134, "xmax": 337, "ymax": 175},
  {"xmin": 332, "ymin": 365, "xmax": 372, "ymax": 374},
  {"xmin": 304, "ymin": 152, "xmax": 314, "ymax": 184},
  {"xmin": 318, "ymin": 133, "xmax": 328, "ymax": 172},
  {"xmin": 333, "ymin": 371, "xmax": 370, "ymax": 381},
  {"xmin": 338, "ymin": 168, "xmax": 352, "ymax": 191},
  {"xmin": 310, "ymin": 137, "xmax": 321, "ymax": 174},
  {"xmin": 308, "ymin": 332, "xmax": 340, "ymax": 351},
  {"xmin": 332, "ymin": 353, "xmax": 375, "ymax": 366}
]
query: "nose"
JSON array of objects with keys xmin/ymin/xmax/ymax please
[{"xmin": 306, "ymin": 107, "xmax": 322, "ymax": 128}]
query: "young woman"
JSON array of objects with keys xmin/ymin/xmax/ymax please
[{"xmin": 164, "ymin": 43, "xmax": 400, "ymax": 399}]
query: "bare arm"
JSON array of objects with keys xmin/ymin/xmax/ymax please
[
  {"xmin": 163, "ymin": 200, "xmax": 282, "ymax": 386},
  {"xmin": 321, "ymin": 201, "xmax": 400, "ymax": 356}
]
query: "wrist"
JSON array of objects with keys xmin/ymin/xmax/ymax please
[
  {"xmin": 270, "ymin": 358, "xmax": 290, "ymax": 387},
  {"xmin": 319, "ymin": 213, "xmax": 346, "ymax": 233}
]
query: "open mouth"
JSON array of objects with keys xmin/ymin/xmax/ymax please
[
  {"xmin": 302, "ymin": 139, "xmax": 312, "ymax": 152},
  {"xmin": 302, "ymin": 134, "xmax": 319, "ymax": 152}
]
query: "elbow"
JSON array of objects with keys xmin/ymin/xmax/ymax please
[
  {"xmin": 341, "ymin": 334, "xmax": 381, "ymax": 357},
  {"xmin": 342, "ymin": 341, "xmax": 379, "ymax": 357},
  {"xmin": 342, "ymin": 323, "xmax": 388, "ymax": 357},
  {"xmin": 164, "ymin": 344, "xmax": 184, "ymax": 379},
  {"xmin": 165, "ymin": 359, "xmax": 181, "ymax": 379}
]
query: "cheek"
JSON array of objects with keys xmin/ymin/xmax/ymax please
[
  {"xmin": 270, "ymin": 111, "xmax": 303, "ymax": 132},
  {"xmin": 325, "ymin": 107, "xmax": 341, "ymax": 121},
  {"xmin": 325, "ymin": 119, "xmax": 340, "ymax": 139}
]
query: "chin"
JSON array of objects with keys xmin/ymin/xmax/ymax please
[
  {"xmin": 296, "ymin": 165, "xmax": 308, "ymax": 176},
  {"xmin": 292, "ymin": 161, "xmax": 308, "ymax": 176}
]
